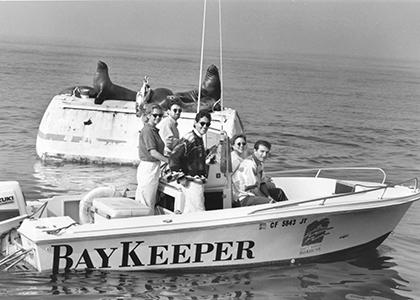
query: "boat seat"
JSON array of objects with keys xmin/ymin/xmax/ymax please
[{"xmin": 92, "ymin": 197, "xmax": 152, "ymax": 220}]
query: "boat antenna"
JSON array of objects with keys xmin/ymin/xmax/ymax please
[
  {"xmin": 218, "ymin": 0, "xmax": 224, "ymax": 111},
  {"xmin": 197, "ymin": 0, "xmax": 207, "ymax": 113}
]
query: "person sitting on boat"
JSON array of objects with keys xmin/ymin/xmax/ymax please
[
  {"xmin": 168, "ymin": 110, "xmax": 216, "ymax": 213},
  {"xmin": 157, "ymin": 97, "xmax": 182, "ymax": 156},
  {"xmin": 231, "ymin": 133, "xmax": 248, "ymax": 174},
  {"xmin": 232, "ymin": 140, "xmax": 287, "ymax": 206},
  {"xmin": 135, "ymin": 104, "xmax": 169, "ymax": 212}
]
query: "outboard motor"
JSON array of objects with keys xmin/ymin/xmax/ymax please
[{"xmin": 0, "ymin": 181, "xmax": 27, "ymax": 219}]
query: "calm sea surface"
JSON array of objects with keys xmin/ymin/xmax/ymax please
[{"xmin": 0, "ymin": 40, "xmax": 420, "ymax": 299}]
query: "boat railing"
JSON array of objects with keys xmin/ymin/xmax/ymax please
[
  {"xmin": 248, "ymin": 176, "xmax": 419, "ymax": 215},
  {"xmin": 265, "ymin": 167, "xmax": 387, "ymax": 184}
]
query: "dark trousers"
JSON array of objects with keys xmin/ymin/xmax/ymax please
[{"xmin": 268, "ymin": 187, "xmax": 288, "ymax": 202}]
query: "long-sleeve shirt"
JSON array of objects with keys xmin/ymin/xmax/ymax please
[
  {"xmin": 169, "ymin": 129, "xmax": 207, "ymax": 177},
  {"xmin": 231, "ymin": 151, "xmax": 244, "ymax": 174},
  {"xmin": 232, "ymin": 154, "xmax": 267, "ymax": 201},
  {"xmin": 157, "ymin": 115, "xmax": 180, "ymax": 155}
]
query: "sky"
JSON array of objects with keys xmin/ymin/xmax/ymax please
[{"xmin": 1, "ymin": 0, "xmax": 420, "ymax": 61}]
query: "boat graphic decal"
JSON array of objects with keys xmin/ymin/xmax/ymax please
[
  {"xmin": 51, "ymin": 240, "xmax": 256, "ymax": 272},
  {"xmin": 299, "ymin": 218, "xmax": 333, "ymax": 255},
  {"xmin": 301, "ymin": 218, "xmax": 332, "ymax": 246}
]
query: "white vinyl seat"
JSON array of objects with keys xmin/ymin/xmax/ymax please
[{"xmin": 92, "ymin": 197, "xmax": 152, "ymax": 220}]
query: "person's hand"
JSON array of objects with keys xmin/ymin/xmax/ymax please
[
  {"xmin": 206, "ymin": 153, "xmax": 216, "ymax": 164},
  {"xmin": 178, "ymin": 177, "xmax": 188, "ymax": 187}
]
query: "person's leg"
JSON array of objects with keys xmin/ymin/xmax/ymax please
[
  {"xmin": 268, "ymin": 187, "xmax": 288, "ymax": 202},
  {"xmin": 182, "ymin": 181, "xmax": 205, "ymax": 213},
  {"xmin": 240, "ymin": 195, "xmax": 271, "ymax": 206},
  {"xmin": 135, "ymin": 161, "xmax": 161, "ymax": 210}
]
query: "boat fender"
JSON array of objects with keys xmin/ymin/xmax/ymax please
[{"xmin": 79, "ymin": 186, "xmax": 120, "ymax": 224}]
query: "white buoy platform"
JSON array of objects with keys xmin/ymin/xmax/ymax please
[{"xmin": 36, "ymin": 95, "xmax": 244, "ymax": 165}]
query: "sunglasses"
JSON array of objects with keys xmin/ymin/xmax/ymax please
[
  {"xmin": 151, "ymin": 113, "xmax": 163, "ymax": 118},
  {"xmin": 172, "ymin": 109, "xmax": 182, "ymax": 113},
  {"xmin": 199, "ymin": 121, "xmax": 211, "ymax": 127},
  {"xmin": 236, "ymin": 142, "xmax": 246, "ymax": 146}
]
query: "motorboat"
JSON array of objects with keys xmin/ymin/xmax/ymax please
[{"xmin": 0, "ymin": 167, "xmax": 418, "ymax": 273}]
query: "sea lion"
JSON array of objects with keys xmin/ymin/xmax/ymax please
[
  {"xmin": 59, "ymin": 61, "xmax": 221, "ymax": 112},
  {"xmin": 143, "ymin": 64, "xmax": 222, "ymax": 112},
  {"xmin": 93, "ymin": 61, "xmax": 137, "ymax": 104},
  {"xmin": 58, "ymin": 61, "xmax": 137, "ymax": 103}
]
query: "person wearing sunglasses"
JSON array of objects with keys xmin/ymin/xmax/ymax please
[
  {"xmin": 157, "ymin": 97, "xmax": 182, "ymax": 156},
  {"xmin": 169, "ymin": 110, "xmax": 215, "ymax": 213},
  {"xmin": 232, "ymin": 140, "xmax": 288, "ymax": 207},
  {"xmin": 136, "ymin": 104, "xmax": 168, "ymax": 212},
  {"xmin": 230, "ymin": 134, "xmax": 248, "ymax": 174}
]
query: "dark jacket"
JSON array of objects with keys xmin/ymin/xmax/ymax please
[{"xmin": 169, "ymin": 130, "xmax": 207, "ymax": 177}]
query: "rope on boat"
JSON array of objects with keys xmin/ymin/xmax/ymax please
[
  {"xmin": 218, "ymin": 0, "xmax": 224, "ymax": 111},
  {"xmin": 0, "ymin": 248, "xmax": 33, "ymax": 271},
  {"xmin": 29, "ymin": 201, "xmax": 48, "ymax": 219},
  {"xmin": 197, "ymin": 0, "xmax": 207, "ymax": 113},
  {"xmin": 43, "ymin": 222, "xmax": 77, "ymax": 235},
  {"xmin": 197, "ymin": 0, "xmax": 224, "ymax": 112}
]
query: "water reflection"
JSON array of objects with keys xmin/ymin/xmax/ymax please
[
  {"xmin": 30, "ymin": 161, "xmax": 137, "ymax": 199},
  {"xmin": 0, "ymin": 248, "xmax": 411, "ymax": 299}
]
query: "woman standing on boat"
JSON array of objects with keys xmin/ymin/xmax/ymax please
[
  {"xmin": 231, "ymin": 134, "xmax": 248, "ymax": 174},
  {"xmin": 136, "ymin": 104, "xmax": 168, "ymax": 211}
]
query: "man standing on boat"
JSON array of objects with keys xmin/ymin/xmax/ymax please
[
  {"xmin": 232, "ymin": 140, "xmax": 287, "ymax": 206},
  {"xmin": 169, "ymin": 110, "xmax": 215, "ymax": 213},
  {"xmin": 157, "ymin": 97, "xmax": 182, "ymax": 156}
]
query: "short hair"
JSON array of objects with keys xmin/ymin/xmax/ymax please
[
  {"xmin": 254, "ymin": 140, "xmax": 271, "ymax": 151},
  {"xmin": 145, "ymin": 104, "xmax": 162, "ymax": 115},
  {"xmin": 195, "ymin": 110, "xmax": 212, "ymax": 122},
  {"xmin": 166, "ymin": 97, "xmax": 182, "ymax": 110},
  {"xmin": 231, "ymin": 134, "xmax": 247, "ymax": 145}
]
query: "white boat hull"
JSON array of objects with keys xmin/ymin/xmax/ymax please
[{"xmin": 17, "ymin": 190, "xmax": 418, "ymax": 272}]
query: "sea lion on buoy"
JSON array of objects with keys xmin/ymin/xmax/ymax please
[
  {"xmin": 141, "ymin": 64, "xmax": 222, "ymax": 112},
  {"xmin": 58, "ymin": 61, "xmax": 137, "ymax": 103},
  {"xmin": 93, "ymin": 61, "xmax": 137, "ymax": 104},
  {"xmin": 59, "ymin": 61, "xmax": 221, "ymax": 111}
]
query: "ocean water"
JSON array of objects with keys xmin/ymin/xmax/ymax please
[{"xmin": 0, "ymin": 40, "xmax": 420, "ymax": 299}]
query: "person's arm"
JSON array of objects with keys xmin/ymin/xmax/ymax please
[
  {"xmin": 259, "ymin": 182, "xmax": 272, "ymax": 198},
  {"xmin": 158, "ymin": 119, "xmax": 172, "ymax": 144},
  {"xmin": 149, "ymin": 149, "xmax": 168, "ymax": 163},
  {"xmin": 159, "ymin": 119, "xmax": 179, "ymax": 151},
  {"xmin": 235, "ymin": 161, "xmax": 258, "ymax": 193},
  {"xmin": 168, "ymin": 142, "xmax": 186, "ymax": 172}
]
